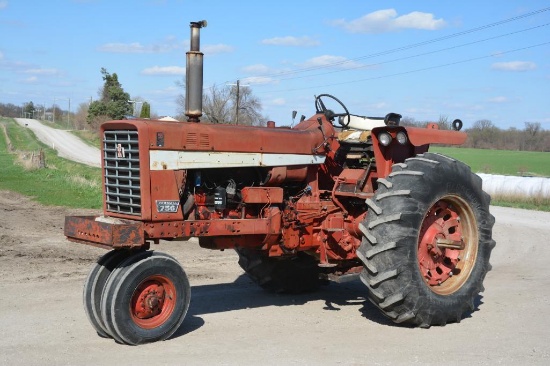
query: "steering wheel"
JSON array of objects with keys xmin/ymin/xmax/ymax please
[{"xmin": 314, "ymin": 94, "xmax": 351, "ymax": 127}]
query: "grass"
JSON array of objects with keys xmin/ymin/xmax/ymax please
[
  {"xmin": 490, "ymin": 194, "xmax": 550, "ymax": 212},
  {"xmin": 430, "ymin": 146, "xmax": 550, "ymax": 177},
  {"xmin": 71, "ymin": 129, "xmax": 101, "ymax": 148},
  {"xmin": 0, "ymin": 117, "xmax": 102, "ymax": 208}
]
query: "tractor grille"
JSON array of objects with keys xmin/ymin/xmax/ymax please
[{"xmin": 103, "ymin": 130, "xmax": 141, "ymax": 216}]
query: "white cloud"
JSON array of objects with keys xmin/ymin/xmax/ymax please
[
  {"xmin": 24, "ymin": 68, "xmax": 59, "ymax": 75},
  {"xmin": 241, "ymin": 64, "xmax": 271, "ymax": 74},
  {"xmin": 332, "ymin": 9, "xmax": 446, "ymax": 34},
  {"xmin": 301, "ymin": 55, "xmax": 364, "ymax": 69},
  {"xmin": 202, "ymin": 44, "xmax": 234, "ymax": 55},
  {"xmin": 261, "ymin": 36, "xmax": 320, "ymax": 47},
  {"xmin": 491, "ymin": 61, "xmax": 536, "ymax": 72},
  {"xmin": 271, "ymin": 98, "xmax": 286, "ymax": 106},
  {"xmin": 488, "ymin": 96, "xmax": 510, "ymax": 103},
  {"xmin": 0, "ymin": 1, "xmax": 7, "ymax": 10},
  {"xmin": 241, "ymin": 76, "xmax": 278, "ymax": 85},
  {"xmin": 98, "ymin": 38, "xmax": 183, "ymax": 54},
  {"xmin": 99, "ymin": 42, "xmax": 150, "ymax": 53},
  {"xmin": 22, "ymin": 76, "xmax": 38, "ymax": 84},
  {"xmin": 141, "ymin": 66, "xmax": 185, "ymax": 76}
]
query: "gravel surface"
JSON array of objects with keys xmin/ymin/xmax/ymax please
[
  {"xmin": 0, "ymin": 190, "xmax": 549, "ymax": 365},
  {"xmin": 14, "ymin": 118, "xmax": 100, "ymax": 167}
]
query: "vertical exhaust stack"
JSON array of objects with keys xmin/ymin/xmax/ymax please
[{"xmin": 185, "ymin": 20, "xmax": 207, "ymax": 122}]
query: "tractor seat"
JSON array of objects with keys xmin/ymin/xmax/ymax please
[
  {"xmin": 345, "ymin": 115, "xmax": 386, "ymax": 131},
  {"xmin": 337, "ymin": 115, "xmax": 385, "ymax": 143}
]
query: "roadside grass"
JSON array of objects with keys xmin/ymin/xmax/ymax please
[
  {"xmin": 0, "ymin": 117, "xmax": 102, "ymax": 208},
  {"xmin": 71, "ymin": 129, "xmax": 101, "ymax": 148},
  {"xmin": 431, "ymin": 146, "xmax": 550, "ymax": 177},
  {"xmin": 490, "ymin": 193, "xmax": 550, "ymax": 212}
]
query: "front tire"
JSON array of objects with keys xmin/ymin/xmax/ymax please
[
  {"xmin": 83, "ymin": 250, "xmax": 130, "ymax": 338},
  {"xmin": 357, "ymin": 153, "xmax": 495, "ymax": 327},
  {"xmin": 101, "ymin": 251, "xmax": 190, "ymax": 345}
]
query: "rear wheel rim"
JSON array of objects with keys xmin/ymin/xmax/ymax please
[
  {"xmin": 417, "ymin": 196, "xmax": 479, "ymax": 295},
  {"xmin": 130, "ymin": 275, "xmax": 176, "ymax": 329}
]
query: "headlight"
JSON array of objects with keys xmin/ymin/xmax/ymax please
[
  {"xmin": 378, "ymin": 132, "xmax": 392, "ymax": 146},
  {"xmin": 396, "ymin": 131, "xmax": 408, "ymax": 145}
]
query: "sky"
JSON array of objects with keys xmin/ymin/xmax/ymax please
[{"xmin": 0, "ymin": 0, "xmax": 549, "ymax": 129}]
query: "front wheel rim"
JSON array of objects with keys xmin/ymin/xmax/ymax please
[
  {"xmin": 130, "ymin": 275, "xmax": 176, "ymax": 329},
  {"xmin": 417, "ymin": 196, "xmax": 479, "ymax": 295}
]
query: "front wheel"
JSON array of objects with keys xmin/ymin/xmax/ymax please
[
  {"xmin": 357, "ymin": 153, "xmax": 495, "ymax": 327},
  {"xmin": 101, "ymin": 251, "xmax": 190, "ymax": 345}
]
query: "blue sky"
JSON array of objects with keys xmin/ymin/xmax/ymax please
[{"xmin": 0, "ymin": 0, "xmax": 549, "ymax": 129}]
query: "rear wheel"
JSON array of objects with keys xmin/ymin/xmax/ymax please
[
  {"xmin": 357, "ymin": 153, "xmax": 495, "ymax": 327},
  {"xmin": 236, "ymin": 248, "xmax": 323, "ymax": 293},
  {"xmin": 101, "ymin": 251, "xmax": 190, "ymax": 345}
]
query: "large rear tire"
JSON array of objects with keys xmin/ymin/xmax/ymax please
[
  {"xmin": 357, "ymin": 153, "xmax": 495, "ymax": 327},
  {"xmin": 101, "ymin": 251, "xmax": 190, "ymax": 345},
  {"xmin": 236, "ymin": 248, "xmax": 323, "ymax": 293}
]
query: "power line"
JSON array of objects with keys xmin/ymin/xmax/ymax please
[
  {"xmin": 203, "ymin": 6, "xmax": 550, "ymax": 93},
  {"xmin": 266, "ymin": 23, "xmax": 550, "ymax": 83},
  {"xmin": 256, "ymin": 41, "xmax": 550, "ymax": 94},
  {"xmin": 237, "ymin": 6, "xmax": 550, "ymax": 80}
]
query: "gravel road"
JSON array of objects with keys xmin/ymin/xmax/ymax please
[
  {"xmin": 0, "ymin": 190, "xmax": 549, "ymax": 365},
  {"xmin": 14, "ymin": 118, "xmax": 100, "ymax": 167}
]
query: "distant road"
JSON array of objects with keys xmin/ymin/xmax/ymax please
[{"xmin": 14, "ymin": 118, "xmax": 101, "ymax": 167}]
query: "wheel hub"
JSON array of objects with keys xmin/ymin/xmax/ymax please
[
  {"xmin": 133, "ymin": 282, "xmax": 166, "ymax": 319},
  {"xmin": 130, "ymin": 275, "xmax": 177, "ymax": 329},
  {"xmin": 418, "ymin": 200, "xmax": 465, "ymax": 287}
]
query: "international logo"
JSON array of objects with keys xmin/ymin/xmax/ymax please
[{"xmin": 116, "ymin": 143, "xmax": 126, "ymax": 158}]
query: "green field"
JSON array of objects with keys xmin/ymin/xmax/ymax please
[
  {"xmin": 0, "ymin": 118, "xmax": 102, "ymax": 208},
  {"xmin": 431, "ymin": 146, "xmax": 550, "ymax": 177}
]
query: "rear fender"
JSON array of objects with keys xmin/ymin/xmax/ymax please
[{"xmin": 371, "ymin": 125, "xmax": 467, "ymax": 178}]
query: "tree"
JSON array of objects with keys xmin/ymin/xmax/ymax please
[
  {"xmin": 87, "ymin": 68, "xmax": 132, "ymax": 129},
  {"xmin": 524, "ymin": 122, "xmax": 542, "ymax": 151},
  {"xmin": 74, "ymin": 102, "xmax": 90, "ymax": 130},
  {"xmin": 23, "ymin": 101, "xmax": 35, "ymax": 118},
  {"xmin": 202, "ymin": 84, "xmax": 233, "ymax": 124},
  {"xmin": 468, "ymin": 119, "xmax": 497, "ymax": 148},
  {"xmin": 140, "ymin": 102, "xmax": 151, "ymax": 119},
  {"xmin": 175, "ymin": 77, "xmax": 186, "ymax": 120},
  {"xmin": 229, "ymin": 83, "xmax": 265, "ymax": 126},
  {"xmin": 175, "ymin": 78, "xmax": 267, "ymax": 125}
]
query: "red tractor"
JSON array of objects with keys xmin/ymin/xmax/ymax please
[{"xmin": 65, "ymin": 21, "xmax": 495, "ymax": 345}]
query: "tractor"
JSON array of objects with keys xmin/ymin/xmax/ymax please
[{"xmin": 64, "ymin": 20, "xmax": 495, "ymax": 345}]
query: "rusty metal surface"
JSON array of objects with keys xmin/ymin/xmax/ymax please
[
  {"xmin": 100, "ymin": 115, "xmax": 331, "ymax": 156},
  {"xmin": 64, "ymin": 216, "xmax": 145, "ymax": 249},
  {"xmin": 400, "ymin": 126, "xmax": 467, "ymax": 146},
  {"xmin": 241, "ymin": 187, "xmax": 283, "ymax": 203}
]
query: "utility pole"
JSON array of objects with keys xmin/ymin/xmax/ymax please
[
  {"xmin": 228, "ymin": 79, "xmax": 249, "ymax": 125},
  {"xmin": 235, "ymin": 80, "xmax": 240, "ymax": 125}
]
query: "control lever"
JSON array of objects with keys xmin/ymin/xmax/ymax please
[{"xmin": 313, "ymin": 117, "xmax": 331, "ymax": 153}]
